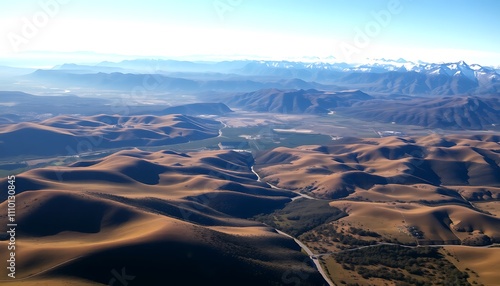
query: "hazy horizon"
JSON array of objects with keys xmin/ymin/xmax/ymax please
[
  {"xmin": 3, "ymin": 51, "xmax": 500, "ymax": 71},
  {"xmin": 1, "ymin": 0, "xmax": 500, "ymax": 67}
]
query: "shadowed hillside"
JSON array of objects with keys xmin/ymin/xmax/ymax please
[
  {"xmin": 340, "ymin": 95, "xmax": 500, "ymax": 129},
  {"xmin": 254, "ymin": 135, "xmax": 500, "ymax": 248},
  {"xmin": 0, "ymin": 149, "xmax": 325, "ymax": 285},
  {"xmin": 155, "ymin": 102, "xmax": 233, "ymax": 116},
  {"xmin": 0, "ymin": 114, "xmax": 221, "ymax": 158},
  {"xmin": 225, "ymin": 88, "xmax": 372, "ymax": 114}
]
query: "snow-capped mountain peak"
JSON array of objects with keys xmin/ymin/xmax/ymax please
[{"xmin": 243, "ymin": 59, "xmax": 500, "ymax": 87}]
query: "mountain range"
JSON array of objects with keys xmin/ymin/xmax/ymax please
[
  {"xmin": 22, "ymin": 69, "xmax": 332, "ymax": 93},
  {"xmin": 55, "ymin": 58, "xmax": 500, "ymax": 78},
  {"xmin": 238, "ymin": 60, "xmax": 500, "ymax": 95},
  {"xmin": 8, "ymin": 58, "xmax": 498, "ymax": 96}
]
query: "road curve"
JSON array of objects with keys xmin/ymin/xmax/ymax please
[
  {"xmin": 250, "ymin": 165, "xmax": 320, "ymax": 201},
  {"xmin": 276, "ymin": 229, "xmax": 335, "ymax": 286},
  {"xmin": 251, "ymin": 164, "xmax": 335, "ymax": 285}
]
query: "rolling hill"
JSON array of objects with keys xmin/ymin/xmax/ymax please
[
  {"xmin": 0, "ymin": 114, "xmax": 221, "ymax": 158},
  {"xmin": 255, "ymin": 134, "xmax": 500, "ymax": 200},
  {"xmin": 0, "ymin": 149, "xmax": 325, "ymax": 285},
  {"xmin": 254, "ymin": 134, "xmax": 500, "ymax": 244},
  {"xmin": 253, "ymin": 134, "xmax": 500, "ymax": 285},
  {"xmin": 225, "ymin": 88, "xmax": 373, "ymax": 114},
  {"xmin": 1, "ymin": 133, "xmax": 499, "ymax": 285}
]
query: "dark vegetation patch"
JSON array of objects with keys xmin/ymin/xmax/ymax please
[
  {"xmin": 332, "ymin": 245, "xmax": 470, "ymax": 286},
  {"xmin": 253, "ymin": 199, "xmax": 346, "ymax": 236}
]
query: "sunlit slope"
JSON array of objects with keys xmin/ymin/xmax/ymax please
[
  {"xmin": 0, "ymin": 149, "xmax": 324, "ymax": 285},
  {"xmin": 0, "ymin": 114, "xmax": 221, "ymax": 157},
  {"xmin": 255, "ymin": 134, "xmax": 500, "ymax": 245}
]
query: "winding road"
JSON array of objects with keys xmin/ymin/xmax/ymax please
[
  {"xmin": 276, "ymin": 229, "xmax": 335, "ymax": 286},
  {"xmin": 251, "ymin": 165, "xmax": 335, "ymax": 286},
  {"xmin": 250, "ymin": 165, "xmax": 319, "ymax": 201}
]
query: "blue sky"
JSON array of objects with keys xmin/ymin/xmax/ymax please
[{"xmin": 1, "ymin": 0, "xmax": 499, "ymax": 66}]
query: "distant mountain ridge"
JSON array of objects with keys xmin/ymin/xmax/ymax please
[
  {"xmin": 87, "ymin": 58, "xmax": 499, "ymax": 82},
  {"xmin": 237, "ymin": 60, "xmax": 500, "ymax": 95},
  {"xmin": 45, "ymin": 59, "xmax": 500, "ymax": 96},
  {"xmin": 24, "ymin": 69, "xmax": 332, "ymax": 92}
]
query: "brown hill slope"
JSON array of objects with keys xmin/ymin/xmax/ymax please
[
  {"xmin": 225, "ymin": 88, "xmax": 372, "ymax": 114},
  {"xmin": 255, "ymin": 134, "xmax": 500, "ymax": 200},
  {"xmin": 0, "ymin": 114, "xmax": 221, "ymax": 158},
  {"xmin": 0, "ymin": 149, "xmax": 325, "ymax": 285},
  {"xmin": 255, "ymin": 134, "xmax": 500, "ymax": 248}
]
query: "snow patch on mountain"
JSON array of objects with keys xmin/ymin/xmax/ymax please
[{"xmin": 250, "ymin": 59, "xmax": 499, "ymax": 85}]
